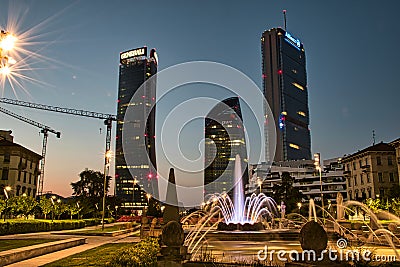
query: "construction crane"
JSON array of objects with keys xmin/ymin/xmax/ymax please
[
  {"xmin": 0, "ymin": 106, "xmax": 61, "ymax": 196},
  {"xmin": 0, "ymin": 97, "xmax": 116, "ymax": 157}
]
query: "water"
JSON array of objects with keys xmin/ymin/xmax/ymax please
[{"xmin": 208, "ymin": 154, "xmax": 277, "ymax": 224}]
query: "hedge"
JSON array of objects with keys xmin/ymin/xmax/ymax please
[{"xmin": 0, "ymin": 220, "xmax": 86, "ymax": 235}]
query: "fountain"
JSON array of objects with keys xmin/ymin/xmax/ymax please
[
  {"xmin": 180, "ymin": 155, "xmax": 400, "ymax": 264},
  {"xmin": 208, "ymin": 155, "xmax": 277, "ymax": 230}
]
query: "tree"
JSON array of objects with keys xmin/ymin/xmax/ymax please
[
  {"xmin": 388, "ymin": 185, "xmax": 400, "ymax": 200},
  {"xmin": 53, "ymin": 201, "xmax": 66, "ymax": 220},
  {"xmin": 271, "ymin": 172, "xmax": 303, "ymax": 213},
  {"xmin": 391, "ymin": 198, "xmax": 400, "ymax": 217},
  {"xmin": 0, "ymin": 199, "xmax": 5, "ymax": 215},
  {"xmin": 8, "ymin": 196, "xmax": 38, "ymax": 219},
  {"xmin": 65, "ymin": 201, "xmax": 82, "ymax": 220},
  {"xmin": 71, "ymin": 169, "xmax": 111, "ymax": 218},
  {"xmin": 147, "ymin": 197, "xmax": 162, "ymax": 217},
  {"xmin": 39, "ymin": 197, "xmax": 53, "ymax": 219}
]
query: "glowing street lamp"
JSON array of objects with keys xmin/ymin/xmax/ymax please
[
  {"xmin": 0, "ymin": 31, "xmax": 17, "ymax": 77},
  {"xmin": 0, "ymin": 32, "xmax": 17, "ymax": 51},
  {"xmin": 297, "ymin": 202, "xmax": 302, "ymax": 210},
  {"xmin": 257, "ymin": 179, "xmax": 263, "ymax": 194},
  {"xmin": 3, "ymin": 186, "xmax": 11, "ymax": 221}
]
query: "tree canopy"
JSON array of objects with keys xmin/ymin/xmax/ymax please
[{"xmin": 271, "ymin": 172, "xmax": 303, "ymax": 213}]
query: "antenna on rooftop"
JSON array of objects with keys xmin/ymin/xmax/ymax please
[
  {"xmin": 283, "ymin": 10, "xmax": 287, "ymax": 30},
  {"xmin": 372, "ymin": 130, "xmax": 376, "ymax": 145}
]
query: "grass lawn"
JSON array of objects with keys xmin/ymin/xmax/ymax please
[
  {"xmin": 0, "ymin": 239, "xmax": 57, "ymax": 252},
  {"xmin": 82, "ymin": 224, "xmax": 134, "ymax": 234},
  {"xmin": 43, "ymin": 243, "xmax": 133, "ymax": 267}
]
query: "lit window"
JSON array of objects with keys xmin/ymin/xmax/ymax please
[
  {"xmin": 289, "ymin": 143, "xmax": 300, "ymax": 150},
  {"xmin": 292, "ymin": 82, "xmax": 304, "ymax": 91},
  {"xmin": 297, "ymin": 111, "xmax": 306, "ymax": 117},
  {"xmin": 291, "ymin": 69, "xmax": 297, "ymax": 74},
  {"xmin": 281, "ymin": 111, "xmax": 287, "ymax": 115}
]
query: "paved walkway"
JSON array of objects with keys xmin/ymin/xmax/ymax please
[{"xmin": 1, "ymin": 223, "xmax": 140, "ymax": 267}]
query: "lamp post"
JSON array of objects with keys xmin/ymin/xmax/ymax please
[
  {"xmin": 3, "ymin": 186, "xmax": 11, "ymax": 221},
  {"xmin": 51, "ymin": 195, "xmax": 56, "ymax": 222},
  {"xmin": 257, "ymin": 179, "xmax": 263, "ymax": 194},
  {"xmin": 101, "ymin": 150, "xmax": 112, "ymax": 231},
  {"xmin": 314, "ymin": 153, "xmax": 324, "ymax": 224}
]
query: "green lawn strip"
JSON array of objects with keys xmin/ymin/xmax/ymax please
[
  {"xmin": 43, "ymin": 243, "xmax": 133, "ymax": 267},
  {"xmin": 0, "ymin": 239, "xmax": 58, "ymax": 252}
]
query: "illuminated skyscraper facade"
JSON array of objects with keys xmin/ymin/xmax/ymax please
[
  {"xmin": 204, "ymin": 97, "xmax": 249, "ymax": 199},
  {"xmin": 115, "ymin": 47, "xmax": 158, "ymax": 211},
  {"xmin": 261, "ymin": 28, "xmax": 311, "ymax": 161}
]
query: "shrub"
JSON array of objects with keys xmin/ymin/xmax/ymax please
[
  {"xmin": 0, "ymin": 220, "xmax": 86, "ymax": 235},
  {"xmin": 108, "ymin": 238, "xmax": 160, "ymax": 267}
]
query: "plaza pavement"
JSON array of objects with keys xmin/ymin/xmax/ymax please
[{"xmin": 1, "ymin": 222, "xmax": 140, "ymax": 267}]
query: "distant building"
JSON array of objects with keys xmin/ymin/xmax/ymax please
[
  {"xmin": 0, "ymin": 130, "xmax": 42, "ymax": 199},
  {"xmin": 115, "ymin": 47, "xmax": 158, "ymax": 211},
  {"xmin": 389, "ymin": 138, "xmax": 400, "ymax": 180},
  {"xmin": 261, "ymin": 28, "xmax": 311, "ymax": 161},
  {"xmin": 247, "ymin": 157, "xmax": 347, "ymax": 203},
  {"xmin": 342, "ymin": 142, "xmax": 399, "ymax": 200},
  {"xmin": 204, "ymin": 97, "xmax": 249, "ymax": 199}
]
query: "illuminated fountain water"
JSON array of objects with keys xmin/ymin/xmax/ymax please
[{"xmin": 211, "ymin": 154, "xmax": 277, "ymax": 229}]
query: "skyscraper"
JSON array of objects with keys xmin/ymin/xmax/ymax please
[
  {"xmin": 115, "ymin": 47, "xmax": 158, "ymax": 211},
  {"xmin": 204, "ymin": 97, "xmax": 249, "ymax": 199},
  {"xmin": 261, "ymin": 28, "xmax": 311, "ymax": 161}
]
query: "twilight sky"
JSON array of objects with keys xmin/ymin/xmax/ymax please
[{"xmin": 1, "ymin": 0, "xmax": 399, "ymax": 199}]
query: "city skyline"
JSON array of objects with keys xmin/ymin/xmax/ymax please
[{"xmin": 1, "ymin": 1, "xmax": 400, "ymax": 198}]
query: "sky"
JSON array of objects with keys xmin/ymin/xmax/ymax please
[{"xmin": 1, "ymin": 0, "xmax": 400, "ymax": 199}]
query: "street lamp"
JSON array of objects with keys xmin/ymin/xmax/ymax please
[
  {"xmin": 297, "ymin": 202, "xmax": 302, "ymax": 211},
  {"xmin": 3, "ymin": 186, "xmax": 11, "ymax": 221},
  {"xmin": 101, "ymin": 149, "xmax": 112, "ymax": 231},
  {"xmin": 0, "ymin": 30, "xmax": 17, "ymax": 75},
  {"xmin": 314, "ymin": 153, "xmax": 324, "ymax": 224},
  {"xmin": 0, "ymin": 31, "xmax": 17, "ymax": 51},
  {"xmin": 257, "ymin": 179, "xmax": 263, "ymax": 194}
]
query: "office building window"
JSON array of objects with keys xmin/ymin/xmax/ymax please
[
  {"xmin": 367, "ymin": 173, "xmax": 370, "ymax": 183},
  {"xmin": 377, "ymin": 156, "xmax": 382, "ymax": 165},
  {"xmin": 354, "ymin": 175, "xmax": 357, "ymax": 186},
  {"xmin": 353, "ymin": 162, "xmax": 356, "ymax": 170},
  {"xmin": 378, "ymin": 172, "xmax": 383, "ymax": 183},
  {"xmin": 388, "ymin": 156, "xmax": 393, "ymax": 166}
]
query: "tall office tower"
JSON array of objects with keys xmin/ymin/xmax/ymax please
[
  {"xmin": 115, "ymin": 47, "xmax": 158, "ymax": 212},
  {"xmin": 204, "ymin": 97, "xmax": 249, "ymax": 200},
  {"xmin": 261, "ymin": 28, "xmax": 311, "ymax": 162}
]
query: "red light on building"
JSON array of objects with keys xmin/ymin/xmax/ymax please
[
  {"xmin": 262, "ymin": 74, "xmax": 267, "ymax": 79},
  {"xmin": 148, "ymin": 173, "xmax": 153, "ymax": 179},
  {"xmin": 117, "ymin": 99, "xmax": 120, "ymax": 103},
  {"xmin": 278, "ymin": 69, "xmax": 283, "ymax": 75}
]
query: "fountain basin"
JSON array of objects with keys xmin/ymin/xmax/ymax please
[{"xmin": 217, "ymin": 222, "xmax": 264, "ymax": 231}]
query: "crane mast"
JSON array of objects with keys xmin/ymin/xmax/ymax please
[{"xmin": 0, "ymin": 106, "xmax": 61, "ymax": 196}]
